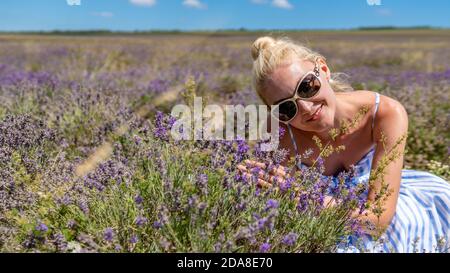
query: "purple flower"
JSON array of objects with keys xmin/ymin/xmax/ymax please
[
  {"xmin": 133, "ymin": 135, "xmax": 142, "ymax": 145},
  {"xmin": 257, "ymin": 217, "xmax": 268, "ymax": 231},
  {"xmin": 265, "ymin": 199, "xmax": 279, "ymax": 211},
  {"xmin": 103, "ymin": 228, "xmax": 114, "ymax": 242},
  {"xmin": 67, "ymin": 219, "xmax": 77, "ymax": 229},
  {"xmin": 279, "ymin": 177, "xmax": 294, "ymax": 192},
  {"xmin": 236, "ymin": 201, "xmax": 246, "ymax": 210},
  {"xmin": 296, "ymin": 193, "xmax": 309, "ymax": 212},
  {"xmin": 350, "ymin": 219, "xmax": 364, "ymax": 237},
  {"xmin": 153, "ymin": 111, "xmax": 177, "ymax": 141},
  {"xmin": 280, "ymin": 125, "xmax": 288, "ymax": 137},
  {"xmin": 234, "ymin": 139, "xmax": 249, "ymax": 162},
  {"xmin": 134, "ymin": 194, "xmax": 143, "ymax": 205},
  {"xmin": 78, "ymin": 199, "xmax": 89, "ymax": 214},
  {"xmin": 148, "ymin": 78, "xmax": 170, "ymax": 94},
  {"xmin": 35, "ymin": 222, "xmax": 48, "ymax": 233},
  {"xmin": 259, "ymin": 242, "xmax": 271, "ymax": 253},
  {"xmin": 153, "ymin": 221, "xmax": 163, "ymax": 229},
  {"xmin": 154, "ymin": 205, "xmax": 170, "ymax": 228},
  {"xmin": 272, "ymin": 149, "xmax": 289, "ymax": 165},
  {"xmin": 135, "ymin": 216, "xmax": 148, "ymax": 227},
  {"xmin": 254, "ymin": 187, "xmax": 261, "ymax": 196},
  {"xmin": 197, "ymin": 173, "xmax": 208, "ymax": 194},
  {"xmin": 197, "ymin": 202, "xmax": 207, "ymax": 213},
  {"xmin": 282, "ymin": 232, "xmax": 298, "ymax": 246},
  {"xmin": 52, "ymin": 232, "xmax": 67, "ymax": 251},
  {"xmin": 130, "ymin": 235, "xmax": 139, "ymax": 244},
  {"xmin": 159, "ymin": 237, "xmax": 171, "ymax": 251}
]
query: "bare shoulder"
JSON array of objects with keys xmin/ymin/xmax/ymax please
[
  {"xmin": 350, "ymin": 90, "xmax": 407, "ymax": 119},
  {"xmin": 360, "ymin": 91, "xmax": 409, "ymax": 143},
  {"xmin": 374, "ymin": 92, "xmax": 408, "ymax": 122}
]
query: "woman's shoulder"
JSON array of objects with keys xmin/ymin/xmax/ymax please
[
  {"xmin": 353, "ymin": 90, "xmax": 407, "ymax": 119},
  {"xmin": 352, "ymin": 90, "xmax": 408, "ymax": 142},
  {"xmin": 346, "ymin": 90, "xmax": 406, "ymax": 115}
]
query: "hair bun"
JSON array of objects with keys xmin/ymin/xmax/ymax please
[{"xmin": 251, "ymin": 36, "xmax": 275, "ymax": 61}]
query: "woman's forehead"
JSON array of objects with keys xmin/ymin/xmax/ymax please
[
  {"xmin": 264, "ymin": 59, "xmax": 314, "ymax": 103},
  {"xmin": 269, "ymin": 59, "xmax": 313, "ymax": 86}
]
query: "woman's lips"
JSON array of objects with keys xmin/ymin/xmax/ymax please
[{"xmin": 306, "ymin": 104, "xmax": 324, "ymax": 122}]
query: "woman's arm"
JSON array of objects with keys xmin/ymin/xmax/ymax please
[{"xmin": 355, "ymin": 95, "xmax": 408, "ymax": 233}]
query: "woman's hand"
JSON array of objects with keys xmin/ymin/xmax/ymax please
[
  {"xmin": 237, "ymin": 160, "xmax": 338, "ymax": 208},
  {"xmin": 237, "ymin": 159, "xmax": 290, "ymax": 188}
]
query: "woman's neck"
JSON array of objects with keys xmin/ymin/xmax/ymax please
[{"xmin": 312, "ymin": 93, "xmax": 359, "ymax": 142}]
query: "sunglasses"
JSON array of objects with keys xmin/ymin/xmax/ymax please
[{"xmin": 270, "ymin": 60, "xmax": 322, "ymax": 123}]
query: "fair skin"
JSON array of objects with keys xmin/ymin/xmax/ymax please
[{"xmin": 237, "ymin": 57, "xmax": 408, "ymax": 234}]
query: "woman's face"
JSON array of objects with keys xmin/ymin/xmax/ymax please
[{"xmin": 261, "ymin": 58, "xmax": 336, "ymax": 133}]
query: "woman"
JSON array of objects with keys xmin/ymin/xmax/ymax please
[{"xmin": 237, "ymin": 36, "xmax": 450, "ymax": 253}]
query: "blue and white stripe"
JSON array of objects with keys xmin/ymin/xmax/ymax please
[{"xmin": 340, "ymin": 169, "xmax": 450, "ymax": 253}]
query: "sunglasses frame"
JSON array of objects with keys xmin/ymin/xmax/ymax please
[{"xmin": 270, "ymin": 60, "xmax": 322, "ymax": 124}]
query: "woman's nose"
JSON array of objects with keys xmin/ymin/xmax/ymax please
[{"xmin": 296, "ymin": 99, "xmax": 314, "ymax": 114}]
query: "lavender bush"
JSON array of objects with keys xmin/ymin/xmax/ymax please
[{"xmin": 0, "ymin": 109, "xmax": 368, "ymax": 253}]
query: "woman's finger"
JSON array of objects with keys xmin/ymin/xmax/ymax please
[
  {"xmin": 270, "ymin": 165, "xmax": 288, "ymax": 178},
  {"xmin": 237, "ymin": 164, "xmax": 247, "ymax": 173},
  {"xmin": 243, "ymin": 160, "xmax": 290, "ymax": 179},
  {"xmin": 238, "ymin": 164, "xmax": 285, "ymax": 185},
  {"xmin": 242, "ymin": 172, "xmax": 272, "ymax": 188},
  {"xmin": 244, "ymin": 160, "xmax": 266, "ymax": 169}
]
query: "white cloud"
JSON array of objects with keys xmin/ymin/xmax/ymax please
[
  {"xmin": 129, "ymin": 0, "xmax": 156, "ymax": 7},
  {"xmin": 272, "ymin": 0, "xmax": 293, "ymax": 9},
  {"xmin": 183, "ymin": 0, "xmax": 207, "ymax": 9},
  {"xmin": 250, "ymin": 0, "xmax": 294, "ymax": 9},
  {"xmin": 91, "ymin": 11, "xmax": 114, "ymax": 18}
]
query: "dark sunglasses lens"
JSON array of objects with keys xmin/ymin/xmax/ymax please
[
  {"xmin": 277, "ymin": 100, "xmax": 297, "ymax": 122},
  {"xmin": 297, "ymin": 74, "xmax": 321, "ymax": 98}
]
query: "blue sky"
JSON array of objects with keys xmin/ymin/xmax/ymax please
[{"xmin": 0, "ymin": 0, "xmax": 449, "ymax": 31}]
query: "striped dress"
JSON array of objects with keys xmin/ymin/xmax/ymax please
[{"xmin": 286, "ymin": 92, "xmax": 450, "ymax": 253}]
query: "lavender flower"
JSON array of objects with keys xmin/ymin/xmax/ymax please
[
  {"xmin": 282, "ymin": 232, "xmax": 298, "ymax": 246},
  {"xmin": 153, "ymin": 221, "xmax": 163, "ymax": 229},
  {"xmin": 259, "ymin": 242, "xmax": 271, "ymax": 253},
  {"xmin": 134, "ymin": 194, "xmax": 143, "ymax": 205},
  {"xmin": 197, "ymin": 173, "xmax": 209, "ymax": 195},
  {"xmin": 35, "ymin": 222, "xmax": 48, "ymax": 233},
  {"xmin": 135, "ymin": 216, "xmax": 148, "ymax": 227},
  {"xmin": 103, "ymin": 228, "xmax": 114, "ymax": 242},
  {"xmin": 153, "ymin": 111, "xmax": 177, "ymax": 141},
  {"xmin": 265, "ymin": 199, "xmax": 279, "ymax": 211},
  {"xmin": 67, "ymin": 220, "xmax": 77, "ymax": 229},
  {"xmin": 129, "ymin": 235, "xmax": 139, "ymax": 244}
]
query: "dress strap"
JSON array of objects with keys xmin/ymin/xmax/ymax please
[
  {"xmin": 372, "ymin": 92, "xmax": 380, "ymax": 130},
  {"xmin": 287, "ymin": 123, "xmax": 299, "ymax": 156}
]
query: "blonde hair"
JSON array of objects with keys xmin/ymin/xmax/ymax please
[{"xmin": 251, "ymin": 36, "xmax": 353, "ymax": 105}]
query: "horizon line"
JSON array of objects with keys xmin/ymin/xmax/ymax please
[{"xmin": 0, "ymin": 26, "xmax": 448, "ymax": 34}]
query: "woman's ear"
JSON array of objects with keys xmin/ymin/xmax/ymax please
[{"xmin": 318, "ymin": 57, "xmax": 331, "ymax": 80}]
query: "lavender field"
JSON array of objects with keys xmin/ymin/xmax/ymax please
[{"xmin": 0, "ymin": 30, "xmax": 449, "ymax": 252}]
